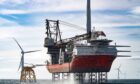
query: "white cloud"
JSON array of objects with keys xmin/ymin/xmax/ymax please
[
  {"xmin": 92, "ymin": 0, "xmax": 140, "ymax": 10},
  {"xmin": 28, "ymin": 0, "xmax": 140, "ymax": 12},
  {"xmin": 0, "ymin": 9, "xmax": 28, "ymax": 14},
  {"xmin": 0, "ymin": 0, "xmax": 27, "ymax": 5},
  {"xmin": 25, "ymin": 0, "xmax": 139, "ymax": 13},
  {"xmin": 0, "ymin": 17, "xmax": 18, "ymax": 27},
  {"xmin": 1, "ymin": 0, "xmax": 140, "ymax": 14},
  {"xmin": 93, "ymin": 14, "xmax": 140, "ymax": 27},
  {"xmin": 131, "ymin": 6, "xmax": 140, "ymax": 14}
]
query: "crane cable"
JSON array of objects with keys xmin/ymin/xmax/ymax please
[{"xmin": 59, "ymin": 20, "xmax": 86, "ymax": 31}]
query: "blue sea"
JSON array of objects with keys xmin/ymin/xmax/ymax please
[{"xmin": 0, "ymin": 79, "xmax": 140, "ymax": 84}]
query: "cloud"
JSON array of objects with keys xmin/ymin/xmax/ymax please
[
  {"xmin": 0, "ymin": 0, "xmax": 27, "ymax": 5},
  {"xmin": 131, "ymin": 6, "xmax": 140, "ymax": 14},
  {"xmin": 26, "ymin": 0, "xmax": 140, "ymax": 13},
  {"xmin": 0, "ymin": 17, "xmax": 18, "ymax": 26},
  {"xmin": 0, "ymin": 9, "xmax": 28, "ymax": 15},
  {"xmin": 28, "ymin": 0, "xmax": 140, "ymax": 12},
  {"xmin": 1, "ymin": 0, "xmax": 140, "ymax": 14}
]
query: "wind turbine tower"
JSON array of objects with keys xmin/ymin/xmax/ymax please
[{"xmin": 13, "ymin": 38, "xmax": 40, "ymax": 82}]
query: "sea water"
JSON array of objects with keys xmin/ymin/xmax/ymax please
[{"xmin": 0, "ymin": 79, "xmax": 140, "ymax": 84}]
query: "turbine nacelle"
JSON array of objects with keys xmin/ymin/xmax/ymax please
[{"xmin": 13, "ymin": 38, "xmax": 41, "ymax": 71}]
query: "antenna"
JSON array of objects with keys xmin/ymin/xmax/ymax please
[
  {"xmin": 13, "ymin": 38, "xmax": 41, "ymax": 71},
  {"xmin": 87, "ymin": 0, "xmax": 91, "ymax": 34}
]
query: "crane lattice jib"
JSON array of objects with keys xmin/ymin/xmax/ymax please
[{"xmin": 45, "ymin": 19, "xmax": 91, "ymax": 47}]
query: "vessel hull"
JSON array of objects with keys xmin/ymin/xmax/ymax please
[{"xmin": 47, "ymin": 55, "xmax": 116, "ymax": 73}]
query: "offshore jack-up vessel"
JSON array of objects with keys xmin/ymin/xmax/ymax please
[{"xmin": 44, "ymin": 0, "xmax": 130, "ymax": 82}]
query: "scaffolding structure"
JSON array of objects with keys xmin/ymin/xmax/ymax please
[{"xmin": 20, "ymin": 66, "xmax": 36, "ymax": 83}]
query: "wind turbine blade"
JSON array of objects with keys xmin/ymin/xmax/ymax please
[
  {"xmin": 24, "ymin": 50, "xmax": 41, "ymax": 53},
  {"xmin": 18, "ymin": 62, "xmax": 21, "ymax": 71},
  {"xmin": 13, "ymin": 38, "xmax": 24, "ymax": 52},
  {"xmin": 18, "ymin": 56, "xmax": 23, "ymax": 71}
]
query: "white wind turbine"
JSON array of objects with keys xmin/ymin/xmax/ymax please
[
  {"xmin": 13, "ymin": 38, "xmax": 40, "ymax": 71},
  {"xmin": 115, "ymin": 65, "xmax": 122, "ymax": 79}
]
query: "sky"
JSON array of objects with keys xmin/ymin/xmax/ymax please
[{"xmin": 0, "ymin": 0, "xmax": 140, "ymax": 79}]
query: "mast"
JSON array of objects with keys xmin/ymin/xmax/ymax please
[{"xmin": 87, "ymin": 0, "xmax": 91, "ymax": 34}]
